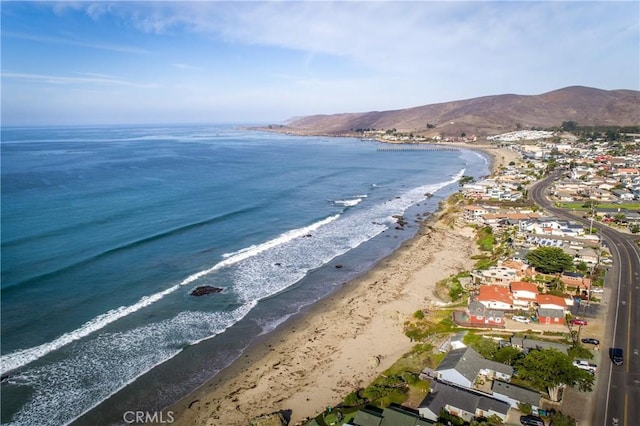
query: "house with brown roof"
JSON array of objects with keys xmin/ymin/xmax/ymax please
[
  {"xmin": 536, "ymin": 294, "xmax": 567, "ymax": 313},
  {"xmin": 560, "ymin": 271, "xmax": 592, "ymax": 292}
]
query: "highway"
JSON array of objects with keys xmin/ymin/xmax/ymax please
[{"xmin": 529, "ymin": 172, "xmax": 640, "ymax": 426}]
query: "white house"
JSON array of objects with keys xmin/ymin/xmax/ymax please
[
  {"xmin": 432, "ymin": 347, "xmax": 513, "ymax": 389},
  {"xmin": 510, "ymin": 281, "xmax": 539, "ymax": 308}
]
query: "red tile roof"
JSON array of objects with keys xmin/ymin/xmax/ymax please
[
  {"xmin": 536, "ymin": 294, "xmax": 567, "ymax": 307},
  {"xmin": 478, "ymin": 285, "xmax": 513, "ymax": 305},
  {"xmin": 510, "ymin": 281, "xmax": 539, "ymax": 295}
]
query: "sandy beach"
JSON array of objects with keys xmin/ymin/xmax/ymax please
[{"xmin": 164, "ymin": 144, "xmax": 518, "ymax": 426}]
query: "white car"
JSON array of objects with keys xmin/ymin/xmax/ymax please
[
  {"xmin": 591, "ymin": 287, "xmax": 605, "ymax": 293},
  {"xmin": 512, "ymin": 315, "xmax": 531, "ymax": 323},
  {"xmin": 573, "ymin": 359, "xmax": 597, "ymax": 374}
]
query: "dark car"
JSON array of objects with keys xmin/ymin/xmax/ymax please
[
  {"xmin": 581, "ymin": 337, "xmax": 600, "ymax": 345},
  {"xmin": 520, "ymin": 414, "xmax": 545, "ymax": 426},
  {"xmin": 610, "ymin": 347, "xmax": 624, "ymax": 365}
]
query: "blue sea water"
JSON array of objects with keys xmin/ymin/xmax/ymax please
[{"xmin": 0, "ymin": 124, "xmax": 489, "ymax": 425}]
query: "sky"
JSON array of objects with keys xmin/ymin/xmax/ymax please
[{"xmin": 1, "ymin": 1, "xmax": 639, "ymax": 126}]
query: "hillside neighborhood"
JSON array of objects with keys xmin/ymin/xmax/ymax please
[{"xmin": 270, "ymin": 127, "xmax": 640, "ymax": 426}]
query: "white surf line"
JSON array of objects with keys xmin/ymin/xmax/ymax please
[{"xmin": 0, "ymin": 214, "xmax": 341, "ymax": 374}]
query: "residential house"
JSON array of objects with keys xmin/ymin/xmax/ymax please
[
  {"xmin": 560, "ymin": 271, "xmax": 592, "ymax": 292},
  {"xmin": 352, "ymin": 404, "xmax": 435, "ymax": 426},
  {"xmin": 575, "ymin": 247, "xmax": 599, "ymax": 265},
  {"xmin": 476, "ymin": 285, "xmax": 514, "ymax": 311},
  {"xmin": 480, "ymin": 213, "xmax": 509, "ymax": 226},
  {"xmin": 510, "ymin": 281, "xmax": 539, "ymax": 308},
  {"xmin": 537, "ymin": 307, "xmax": 565, "ymax": 325},
  {"xmin": 536, "ymin": 294, "xmax": 568, "ymax": 313},
  {"xmin": 470, "ymin": 264, "xmax": 519, "ymax": 286},
  {"xmin": 555, "ymin": 190, "xmax": 575, "ymax": 202},
  {"xmin": 418, "ymin": 381, "xmax": 510, "ymax": 423},
  {"xmin": 463, "ymin": 205, "xmax": 490, "ymax": 222},
  {"xmin": 491, "ymin": 381, "xmax": 543, "ymax": 412},
  {"xmin": 467, "ymin": 301, "xmax": 505, "ymax": 326},
  {"xmin": 612, "ymin": 189, "xmax": 635, "ymax": 201},
  {"xmin": 431, "ymin": 347, "xmax": 513, "ymax": 389},
  {"xmin": 589, "ymin": 188, "xmax": 615, "ymax": 202}
]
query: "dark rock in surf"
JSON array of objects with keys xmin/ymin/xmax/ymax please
[{"xmin": 190, "ymin": 286, "xmax": 223, "ymax": 297}]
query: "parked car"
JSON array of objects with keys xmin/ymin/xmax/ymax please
[
  {"xmin": 569, "ymin": 318, "xmax": 588, "ymax": 326},
  {"xmin": 610, "ymin": 348, "xmax": 624, "ymax": 365},
  {"xmin": 591, "ymin": 287, "xmax": 605, "ymax": 293},
  {"xmin": 581, "ymin": 337, "xmax": 600, "ymax": 345},
  {"xmin": 573, "ymin": 359, "xmax": 597, "ymax": 374},
  {"xmin": 512, "ymin": 315, "xmax": 531, "ymax": 323},
  {"xmin": 520, "ymin": 414, "xmax": 545, "ymax": 426}
]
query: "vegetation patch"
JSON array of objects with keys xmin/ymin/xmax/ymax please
[
  {"xmin": 471, "ymin": 254, "xmax": 496, "ymax": 270},
  {"xmin": 404, "ymin": 309, "xmax": 456, "ymax": 342},
  {"xmin": 476, "ymin": 226, "xmax": 496, "ymax": 251}
]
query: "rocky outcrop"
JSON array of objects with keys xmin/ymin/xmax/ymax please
[{"xmin": 190, "ymin": 286, "xmax": 223, "ymax": 297}]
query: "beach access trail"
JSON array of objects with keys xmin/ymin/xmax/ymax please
[{"xmin": 166, "ymin": 145, "xmax": 518, "ymax": 426}]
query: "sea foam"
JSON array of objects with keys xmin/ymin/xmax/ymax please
[{"xmin": 0, "ymin": 214, "xmax": 341, "ymax": 374}]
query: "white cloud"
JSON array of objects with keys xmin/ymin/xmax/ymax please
[
  {"xmin": 2, "ymin": 31, "xmax": 151, "ymax": 55},
  {"xmin": 2, "ymin": 72, "xmax": 159, "ymax": 88}
]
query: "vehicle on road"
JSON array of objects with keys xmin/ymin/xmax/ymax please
[
  {"xmin": 581, "ymin": 337, "xmax": 600, "ymax": 345},
  {"xmin": 573, "ymin": 359, "xmax": 597, "ymax": 374},
  {"xmin": 520, "ymin": 414, "xmax": 545, "ymax": 426},
  {"xmin": 512, "ymin": 315, "xmax": 531, "ymax": 323},
  {"xmin": 569, "ymin": 318, "xmax": 588, "ymax": 326},
  {"xmin": 610, "ymin": 348, "xmax": 624, "ymax": 365}
]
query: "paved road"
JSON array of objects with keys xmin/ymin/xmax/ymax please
[{"xmin": 530, "ymin": 172, "xmax": 640, "ymax": 426}]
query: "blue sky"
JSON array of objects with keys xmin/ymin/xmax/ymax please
[{"xmin": 2, "ymin": 1, "xmax": 639, "ymax": 125}]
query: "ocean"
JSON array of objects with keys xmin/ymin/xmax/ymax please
[{"xmin": 0, "ymin": 124, "xmax": 489, "ymax": 425}]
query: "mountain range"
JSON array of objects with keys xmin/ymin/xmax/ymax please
[{"xmin": 270, "ymin": 86, "xmax": 639, "ymax": 137}]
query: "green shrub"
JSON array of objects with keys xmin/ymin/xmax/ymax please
[{"xmin": 518, "ymin": 402, "xmax": 533, "ymax": 414}]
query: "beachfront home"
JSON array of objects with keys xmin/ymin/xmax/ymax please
[
  {"xmin": 491, "ymin": 380, "xmax": 543, "ymax": 412},
  {"xmin": 470, "ymin": 264, "xmax": 519, "ymax": 286},
  {"xmin": 467, "ymin": 301, "xmax": 505, "ymax": 326},
  {"xmin": 432, "ymin": 347, "xmax": 513, "ymax": 389},
  {"xmin": 463, "ymin": 205, "xmax": 491, "ymax": 223},
  {"xmin": 418, "ymin": 381, "xmax": 510, "ymax": 423},
  {"xmin": 351, "ymin": 404, "xmax": 435, "ymax": 426},
  {"xmin": 476, "ymin": 285, "xmax": 514, "ymax": 311},
  {"xmin": 510, "ymin": 281, "xmax": 539, "ymax": 308}
]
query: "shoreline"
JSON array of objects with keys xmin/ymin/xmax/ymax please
[{"xmin": 161, "ymin": 144, "xmax": 516, "ymax": 425}]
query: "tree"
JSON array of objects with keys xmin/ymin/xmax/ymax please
[
  {"xmin": 526, "ymin": 247, "xmax": 574, "ymax": 274},
  {"xmin": 576, "ymin": 261, "xmax": 588, "ymax": 273},
  {"xmin": 515, "ymin": 349, "xmax": 594, "ymax": 401},
  {"xmin": 493, "ymin": 346, "xmax": 523, "ymax": 366},
  {"xmin": 561, "ymin": 121, "xmax": 578, "ymax": 132}
]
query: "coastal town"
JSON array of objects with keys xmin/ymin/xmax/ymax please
[{"xmin": 238, "ymin": 127, "xmax": 640, "ymax": 426}]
